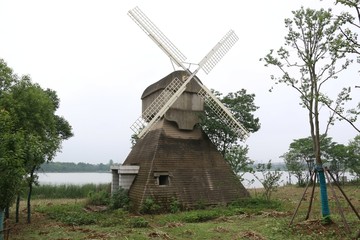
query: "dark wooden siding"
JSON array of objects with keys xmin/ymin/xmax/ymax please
[{"xmin": 123, "ymin": 119, "xmax": 249, "ymax": 212}]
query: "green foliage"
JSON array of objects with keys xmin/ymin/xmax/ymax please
[
  {"xmin": 255, "ymin": 160, "xmax": 283, "ymax": 201},
  {"xmin": 0, "ymin": 111, "xmax": 25, "ymax": 210},
  {"xmin": 333, "ymin": 0, "xmax": 360, "ymax": 65},
  {"xmin": 200, "ymin": 89, "xmax": 260, "ymax": 156},
  {"xmin": 281, "ymin": 135, "xmax": 335, "ymax": 186},
  {"xmin": 182, "ymin": 210, "xmax": 220, "ymax": 223},
  {"xmin": 0, "ymin": 60, "xmax": 26, "ymax": 211},
  {"xmin": 140, "ymin": 197, "xmax": 161, "ymax": 214},
  {"xmin": 194, "ymin": 199, "xmax": 206, "ymax": 210},
  {"xmin": 109, "ymin": 188, "xmax": 130, "ymax": 210},
  {"xmin": 225, "ymin": 145, "xmax": 254, "ymax": 181},
  {"xmin": 29, "ymin": 183, "xmax": 110, "ymax": 199},
  {"xmin": 87, "ymin": 190, "xmax": 110, "ymax": 206},
  {"xmin": 169, "ymin": 197, "xmax": 182, "ymax": 213},
  {"xmin": 36, "ymin": 203, "xmax": 98, "ymax": 225},
  {"xmin": 129, "ymin": 217, "xmax": 149, "ymax": 228},
  {"xmin": 0, "ymin": 58, "xmax": 74, "ymax": 222},
  {"xmin": 21, "ymin": 185, "xmax": 360, "ymax": 240},
  {"xmin": 347, "ymin": 135, "xmax": 360, "ymax": 177},
  {"xmin": 261, "ymin": 6, "xmax": 359, "ymax": 218},
  {"xmin": 229, "ymin": 197, "xmax": 282, "ymax": 213},
  {"xmin": 39, "ymin": 161, "xmax": 112, "ymax": 172}
]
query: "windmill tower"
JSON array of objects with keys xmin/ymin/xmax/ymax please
[{"xmin": 111, "ymin": 7, "xmax": 250, "ymax": 212}]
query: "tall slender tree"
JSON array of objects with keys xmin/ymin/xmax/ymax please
[{"xmin": 262, "ymin": 7, "xmax": 358, "ymax": 220}]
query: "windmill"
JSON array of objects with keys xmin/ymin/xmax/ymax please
[
  {"xmin": 111, "ymin": 7, "xmax": 250, "ymax": 212},
  {"xmin": 128, "ymin": 6, "xmax": 249, "ymax": 140}
]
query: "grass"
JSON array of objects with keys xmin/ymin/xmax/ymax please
[{"xmin": 7, "ymin": 183, "xmax": 360, "ymax": 240}]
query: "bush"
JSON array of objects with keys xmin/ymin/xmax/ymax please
[
  {"xmin": 129, "ymin": 217, "xmax": 149, "ymax": 228},
  {"xmin": 109, "ymin": 188, "xmax": 130, "ymax": 210},
  {"xmin": 169, "ymin": 197, "xmax": 181, "ymax": 213},
  {"xmin": 182, "ymin": 210, "xmax": 220, "ymax": 223},
  {"xmin": 195, "ymin": 199, "xmax": 206, "ymax": 210},
  {"xmin": 87, "ymin": 190, "xmax": 110, "ymax": 206},
  {"xmin": 140, "ymin": 197, "xmax": 160, "ymax": 214}
]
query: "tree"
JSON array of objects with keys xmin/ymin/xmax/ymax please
[
  {"xmin": 200, "ymin": 89, "xmax": 260, "ymax": 177},
  {"xmin": 201, "ymin": 89, "xmax": 260, "ymax": 156},
  {"xmin": 281, "ymin": 151, "xmax": 307, "ymax": 187},
  {"xmin": 0, "ymin": 59, "xmax": 25, "ymax": 239},
  {"xmin": 347, "ymin": 134, "xmax": 360, "ymax": 177},
  {"xmin": 282, "ymin": 137, "xmax": 316, "ymax": 185},
  {"xmin": 334, "ymin": 0, "xmax": 360, "ymax": 56},
  {"xmin": 1, "ymin": 77, "xmax": 73, "ymax": 223},
  {"xmin": 225, "ymin": 145, "xmax": 254, "ymax": 182},
  {"xmin": 327, "ymin": 142, "xmax": 349, "ymax": 182},
  {"xmin": 0, "ymin": 110, "xmax": 25, "ymax": 239},
  {"xmin": 328, "ymin": 0, "xmax": 360, "ymax": 119},
  {"xmin": 262, "ymin": 7, "xmax": 358, "ymax": 220},
  {"xmin": 254, "ymin": 160, "xmax": 283, "ymax": 201},
  {"xmin": 282, "ymin": 136, "xmax": 343, "ymax": 186}
]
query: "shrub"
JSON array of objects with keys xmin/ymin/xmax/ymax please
[
  {"xmin": 182, "ymin": 210, "xmax": 220, "ymax": 223},
  {"xmin": 87, "ymin": 190, "xmax": 110, "ymax": 206},
  {"xmin": 129, "ymin": 217, "xmax": 149, "ymax": 228},
  {"xmin": 140, "ymin": 197, "xmax": 160, "ymax": 214},
  {"xmin": 194, "ymin": 199, "xmax": 206, "ymax": 210},
  {"xmin": 109, "ymin": 188, "xmax": 130, "ymax": 210},
  {"xmin": 169, "ymin": 197, "xmax": 181, "ymax": 213}
]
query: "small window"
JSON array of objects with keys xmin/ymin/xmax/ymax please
[
  {"xmin": 154, "ymin": 172, "xmax": 170, "ymax": 186},
  {"xmin": 158, "ymin": 175, "xmax": 169, "ymax": 186}
]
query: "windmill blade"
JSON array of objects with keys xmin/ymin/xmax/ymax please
[
  {"xmin": 199, "ymin": 30, "xmax": 239, "ymax": 74},
  {"xmin": 128, "ymin": 7, "xmax": 245, "ymax": 139},
  {"xmin": 130, "ymin": 77, "xmax": 184, "ymax": 135},
  {"xmin": 135, "ymin": 70, "xmax": 199, "ymax": 138},
  {"xmin": 128, "ymin": 6, "xmax": 187, "ymax": 68},
  {"xmin": 198, "ymin": 87, "xmax": 249, "ymax": 139},
  {"xmin": 134, "ymin": 30, "xmax": 239, "ymax": 138}
]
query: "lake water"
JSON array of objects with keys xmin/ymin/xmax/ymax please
[
  {"xmin": 37, "ymin": 171, "xmax": 356, "ymax": 189},
  {"xmin": 38, "ymin": 172, "xmax": 112, "ymax": 185}
]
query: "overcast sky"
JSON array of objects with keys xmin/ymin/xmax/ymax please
[{"xmin": 0, "ymin": 0, "xmax": 359, "ymax": 164}]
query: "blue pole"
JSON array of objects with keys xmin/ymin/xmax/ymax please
[
  {"xmin": 316, "ymin": 165, "xmax": 330, "ymax": 219},
  {"xmin": 0, "ymin": 209, "xmax": 4, "ymax": 240}
]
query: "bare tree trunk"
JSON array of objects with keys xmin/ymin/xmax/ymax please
[
  {"xmin": 27, "ymin": 181, "xmax": 32, "ymax": 224},
  {"xmin": 27, "ymin": 167, "xmax": 36, "ymax": 224},
  {"xmin": 15, "ymin": 195, "xmax": 20, "ymax": 223}
]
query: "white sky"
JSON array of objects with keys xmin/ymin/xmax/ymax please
[{"xmin": 0, "ymin": 0, "xmax": 359, "ymax": 164}]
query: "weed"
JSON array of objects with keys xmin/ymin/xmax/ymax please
[
  {"xmin": 109, "ymin": 187, "xmax": 129, "ymax": 210},
  {"xmin": 195, "ymin": 199, "xmax": 206, "ymax": 210},
  {"xmin": 140, "ymin": 197, "xmax": 160, "ymax": 214},
  {"xmin": 182, "ymin": 210, "xmax": 220, "ymax": 223},
  {"xmin": 87, "ymin": 190, "xmax": 110, "ymax": 206},
  {"xmin": 129, "ymin": 217, "xmax": 149, "ymax": 228},
  {"xmin": 169, "ymin": 197, "xmax": 182, "ymax": 213},
  {"xmin": 36, "ymin": 203, "xmax": 99, "ymax": 225}
]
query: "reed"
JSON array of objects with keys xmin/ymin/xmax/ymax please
[{"xmin": 29, "ymin": 183, "xmax": 111, "ymax": 199}]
